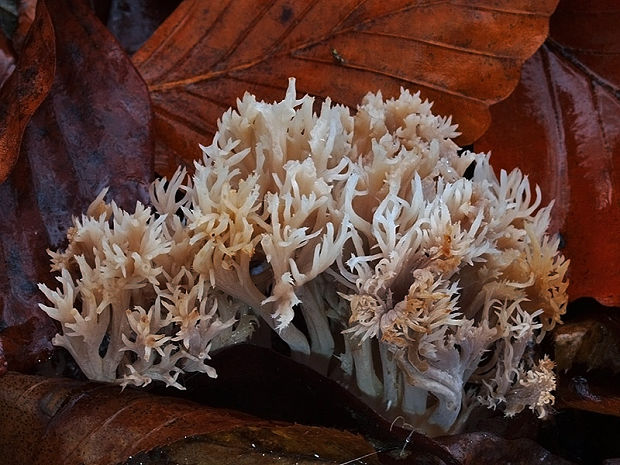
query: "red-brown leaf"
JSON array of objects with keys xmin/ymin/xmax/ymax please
[
  {"xmin": 133, "ymin": 0, "xmax": 558, "ymax": 177},
  {"xmin": 477, "ymin": 0, "xmax": 620, "ymax": 305},
  {"xmin": 0, "ymin": 0, "xmax": 54, "ymax": 183},
  {"xmin": 0, "ymin": 372, "xmax": 381, "ymax": 465},
  {"xmin": 0, "ymin": 0, "xmax": 154, "ymax": 372},
  {"xmin": 12, "ymin": 0, "xmax": 37, "ymax": 52}
]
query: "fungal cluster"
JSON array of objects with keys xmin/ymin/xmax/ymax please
[{"xmin": 40, "ymin": 79, "xmax": 568, "ymax": 434}]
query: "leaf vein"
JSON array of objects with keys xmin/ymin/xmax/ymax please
[
  {"xmin": 354, "ymin": 30, "xmax": 516, "ymax": 59},
  {"xmin": 153, "ymin": 104, "xmax": 217, "ymax": 137},
  {"xmin": 291, "ymin": 55, "xmax": 489, "ymax": 104},
  {"xmin": 183, "ymin": 88, "xmax": 237, "ymax": 110},
  {"xmin": 136, "ymin": 0, "xmax": 199, "ymax": 73},
  {"xmin": 451, "ymin": 1, "xmax": 551, "ymax": 16},
  {"xmin": 267, "ymin": 0, "xmax": 320, "ymax": 56},
  {"xmin": 218, "ymin": 0, "xmax": 278, "ymax": 64},
  {"xmin": 154, "ymin": 0, "xmax": 234, "ymax": 85}
]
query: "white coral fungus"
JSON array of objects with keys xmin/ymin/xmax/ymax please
[{"xmin": 40, "ymin": 78, "xmax": 569, "ymax": 434}]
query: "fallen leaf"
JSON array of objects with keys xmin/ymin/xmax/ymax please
[
  {"xmin": 0, "ymin": 0, "xmax": 36, "ymax": 88},
  {"xmin": 0, "ymin": 372, "xmax": 382, "ymax": 465},
  {"xmin": 548, "ymin": 0, "xmax": 619, "ymax": 89},
  {"xmin": 556, "ymin": 372, "xmax": 620, "ymax": 418},
  {"xmin": 133, "ymin": 0, "xmax": 558, "ymax": 177},
  {"xmin": 553, "ymin": 301, "xmax": 620, "ymax": 373},
  {"xmin": 552, "ymin": 298, "xmax": 620, "ymax": 418},
  {"xmin": 476, "ymin": 0, "xmax": 620, "ymax": 305},
  {"xmin": 12, "ymin": 0, "xmax": 37, "ymax": 51},
  {"xmin": 0, "ymin": 0, "xmax": 153, "ymax": 372},
  {"xmin": 0, "ymin": 28, "xmax": 15, "ymax": 88},
  {"xmin": 101, "ymin": 0, "xmax": 182, "ymax": 54},
  {"xmin": 0, "ymin": 0, "xmax": 54, "ymax": 183},
  {"xmin": 0, "ymin": 0, "xmax": 18, "ymax": 38},
  {"xmin": 436, "ymin": 432, "xmax": 574, "ymax": 465},
  {"xmin": 171, "ymin": 344, "xmax": 462, "ymax": 465}
]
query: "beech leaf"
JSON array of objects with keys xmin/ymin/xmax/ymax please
[
  {"xmin": 0, "ymin": 0, "xmax": 153, "ymax": 372},
  {"xmin": 133, "ymin": 0, "xmax": 558, "ymax": 177},
  {"xmin": 477, "ymin": 0, "xmax": 620, "ymax": 306},
  {"xmin": 0, "ymin": 372, "xmax": 382, "ymax": 465},
  {"xmin": 0, "ymin": 0, "xmax": 54, "ymax": 183},
  {"xmin": 0, "ymin": 28, "xmax": 15, "ymax": 89}
]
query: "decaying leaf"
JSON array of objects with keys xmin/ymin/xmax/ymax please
[
  {"xmin": 436, "ymin": 432, "xmax": 574, "ymax": 465},
  {"xmin": 0, "ymin": 372, "xmax": 381, "ymax": 465},
  {"xmin": 554, "ymin": 303, "xmax": 620, "ymax": 374},
  {"xmin": 169, "ymin": 344, "xmax": 463, "ymax": 465},
  {"xmin": 0, "ymin": 29, "xmax": 15, "ymax": 88},
  {"xmin": 0, "ymin": 0, "xmax": 153, "ymax": 372},
  {"xmin": 552, "ymin": 299, "xmax": 620, "ymax": 418},
  {"xmin": 102, "ymin": 0, "xmax": 183, "ymax": 54},
  {"xmin": 556, "ymin": 372, "xmax": 620, "ymax": 418},
  {"xmin": 0, "ymin": 0, "xmax": 37, "ymax": 88},
  {"xmin": 133, "ymin": 0, "xmax": 558, "ymax": 177},
  {"xmin": 0, "ymin": 0, "xmax": 54, "ymax": 183},
  {"xmin": 476, "ymin": 0, "xmax": 620, "ymax": 305},
  {"xmin": 0, "ymin": 0, "xmax": 18, "ymax": 39},
  {"xmin": 12, "ymin": 0, "xmax": 37, "ymax": 51}
]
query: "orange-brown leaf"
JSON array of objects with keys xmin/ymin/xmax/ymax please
[
  {"xmin": 0, "ymin": 0, "xmax": 54, "ymax": 183},
  {"xmin": 133, "ymin": 0, "xmax": 558, "ymax": 177},
  {"xmin": 477, "ymin": 0, "xmax": 620, "ymax": 305},
  {"xmin": 12, "ymin": 0, "xmax": 37, "ymax": 52}
]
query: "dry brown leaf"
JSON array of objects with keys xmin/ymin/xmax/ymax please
[{"xmin": 133, "ymin": 0, "xmax": 558, "ymax": 177}]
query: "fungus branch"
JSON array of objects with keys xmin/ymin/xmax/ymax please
[{"xmin": 40, "ymin": 79, "xmax": 568, "ymax": 434}]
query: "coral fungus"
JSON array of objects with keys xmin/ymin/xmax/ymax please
[{"xmin": 40, "ymin": 79, "xmax": 569, "ymax": 434}]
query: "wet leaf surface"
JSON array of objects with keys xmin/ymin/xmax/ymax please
[
  {"xmin": 436, "ymin": 432, "xmax": 575, "ymax": 465},
  {"xmin": 124, "ymin": 427, "xmax": 381, "ymax": 465},
  {"xmin": 553, "ymin": 299, "xmax": 620, "ymax": 374},
  {"xmin": 0, "ymin": 367, "xmax": 581, "ymax": 465},
  {"xmin": 553, "ymin": 300, "xmax": 620, "ymax": 419},
  {"xmin": 0, "ymin": 0, "xmax": 153, "ymax": 372},
  {"xmin": 557, "ymin": 372, "xmax": 620, "ymax": 418},
  {"xmin": 476, "ymin": 0, "xmax": 620, "ymax": 306},
  {"xmin": 157, "ymin": 344, "xmax": 577, "ymax": 465},
  {"xmin": 0, "ymin": 372, "xmax": 381, "ymax": 465},
  {"xmin": 132, "ymin": 0, "xmax": 558, "ymax": 177},
  {"xmin": 152, "ymin": 344, "xmax": 463, "ymax": 465}
]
